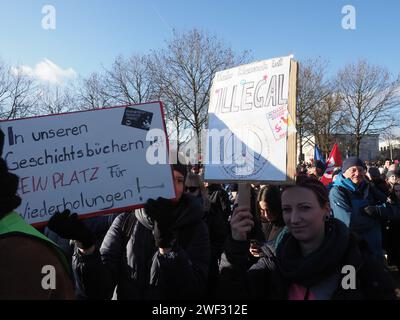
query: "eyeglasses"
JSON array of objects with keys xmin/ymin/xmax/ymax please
[{"xmin": 186, "ymin": 187, "xmax": 199, "ymax": 193}]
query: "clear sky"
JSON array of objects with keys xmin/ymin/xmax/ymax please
[{"xmin": 1, "ymin": 0, "xmax": 399, "ymax": 82}]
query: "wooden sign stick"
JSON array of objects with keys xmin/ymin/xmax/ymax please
[{"xmin": 237, "ymin": 183, "xmax": 251, "ymax": 207}]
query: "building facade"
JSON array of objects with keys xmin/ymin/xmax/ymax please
[{"xmin": 298, "ymin": 134, "xmax": 380, "ymax": 163}]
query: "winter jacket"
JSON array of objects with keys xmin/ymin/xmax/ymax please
[
  {"xmin": 329, "ymin": 174, "xmax": 389, "ymax": 258},
  {"xmin": 73, "ymin": 194, "xmax": 210, "ymax": 300},
  {"xmin": 218, "ymin": 219, "xmax": 396, "ymax": 300},
  {"xmin": 44, "ymin": 213, "xmax": 119, "ymax": 300},
  {"xmin": 44, "ymin": 213, "xmax": 119, "ymax": 262},
  {"xmin": 0, "ymin": 211, "xmax": 75, "ymax": 299},
  {"xmin": 202, "ymin": 198, "xmax": 229, "ymax": 299},
  {"xmin": 208, "ymin": 184, "xmax": 232, "ymax": 225}
]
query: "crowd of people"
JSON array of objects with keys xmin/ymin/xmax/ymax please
[{"xmin": 1, "ymin": 126, "xmax": 400, "ymax": 300}]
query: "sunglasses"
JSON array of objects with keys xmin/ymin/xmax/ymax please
[{"xmin": 186, "ymin": 187, "xmax": 199, "ymax": 193}]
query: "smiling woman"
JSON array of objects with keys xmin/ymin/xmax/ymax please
[
  {"xmin": 281, "ymin": 177, "xmax": 331, "ymax": 256},
  {"xmin": 218, "ymin": 176, "xmax": 397, "ymax": 300}
]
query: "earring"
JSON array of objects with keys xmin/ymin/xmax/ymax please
[{"xmin": 324, "ymin": 214, "xmax": 330, "ymax": 221}]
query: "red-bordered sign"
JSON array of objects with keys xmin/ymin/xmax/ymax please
[{"xmin": 0, "ymin": 101, "xmax": 176, "ymax": 227}]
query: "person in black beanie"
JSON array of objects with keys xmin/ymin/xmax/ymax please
[
  {"xmin": 48, "ymin": 160, "xmax": 210, "ymax": 300},
  {"xmin": 0, "ymin": 128, "xmax": 75, "ymax": 299}
]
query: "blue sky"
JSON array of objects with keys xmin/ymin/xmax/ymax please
[{"xmin": 1, "ymin": 0, "xmax": 399, "ymax": 81}]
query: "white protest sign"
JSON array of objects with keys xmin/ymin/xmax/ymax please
[
  {"xmin": 204, "ymin": 56, "xmax": 295, "ymax": 182},
  {"xmin": 0, "ymin": 102, "xmax": 176, "ymax": 226}
]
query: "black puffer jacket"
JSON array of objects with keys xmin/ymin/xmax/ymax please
[
  {"xmin": 218, "ymin": 219, "xmax": 396, "ymax": 300},
  {"xmin": 73, "ymin": 194, "xmax": 210, "ymax": 300}
]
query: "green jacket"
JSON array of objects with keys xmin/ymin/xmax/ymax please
[{"xmin": 0, "ymin": 211, "xmax": 71, "ymax": 275}]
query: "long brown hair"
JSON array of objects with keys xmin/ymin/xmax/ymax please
[
  {"xmin": 256, "ymin": 185, "xmax": 284, "ymax": 226},
  {"xmin": 282, "ymin": 176, "xmax": 330, "ymax": 209}
]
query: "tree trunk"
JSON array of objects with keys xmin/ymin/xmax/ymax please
[
  {"xmin": 195, "ymin": 125, "xmax": 201, "ymax": 164},
  {"xmin": 298, "ymin": 125, "xmax": 303, "ymax": 163},
  {"xmin": 355, "ymin": 137, "xmax": 361, "ymax": 157}
]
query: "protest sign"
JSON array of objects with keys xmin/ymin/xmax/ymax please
[
  {"xmin": 204, "ymin": 56, "xmax": 297, "ymax": 183},
  {"xmin": 0, "ymin": 102, "xmax": 176, "ymax": 226}
]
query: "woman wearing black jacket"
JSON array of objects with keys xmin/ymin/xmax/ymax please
[
  {"xmin": 49, "ymin": 164, "xmax": 210, "ymax": 300},
  {"xmin": 218, "ymin": 176, "xmax": 396, "ymax": 300}
]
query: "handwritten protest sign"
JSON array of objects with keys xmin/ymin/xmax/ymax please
[
  {"xmin": 0, "ymin": 102, "xmax": 176, "ymax": 226},
  {"xmin": 204, "ymin": 56, "xmax": 297, "ymax": 183}
]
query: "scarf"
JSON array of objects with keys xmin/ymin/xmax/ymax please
[{"xmin": 275, "ymin": 219, "xmax": 350, "ymax": 287}]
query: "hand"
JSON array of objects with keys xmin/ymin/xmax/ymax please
[
  {"xmin": 48, "ymin": 210, "xmax": 94, "ymax": 249},
  {"xmin": 230, "ymin": 206, "xmax": 254, "ymax": 241},
  {"xmin": 249, "ymin": 240, "xmax": 262, "ymax": 258},
  {"xmin": 145, "ymin": 197, "xmax": 178, "ymax": 248},
  {"xmin": 363, "ymin": 205, "xmax": 381, "ymax": 218}
]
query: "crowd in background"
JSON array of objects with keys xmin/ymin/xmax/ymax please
[{"xmin": 1, "ymin": 127, "xmax": 400, "ymax": 299}]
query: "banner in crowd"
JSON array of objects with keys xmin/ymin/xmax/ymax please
[
  {"xmin": 204, "ymin": 55, "xmax": 297, "ymax": 182},
  {"xmin": 321, "ymin": 143, "xmax": 343, "ymax": 186},
  {"xmin": 0, "ymin": 102, "xmax": 176, "ymax": 226}
]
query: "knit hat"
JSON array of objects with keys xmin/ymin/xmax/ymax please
[{"xmin": 342, "ymin": 156, "xmax": 366, "ymax": 174}]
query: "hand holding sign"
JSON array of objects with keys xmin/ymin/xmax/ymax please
[
  {"xmin": 145, "ymin": 197, "xmax": 178, "ymax": 248},
  {"xmin": 230, "ymin": 205, "xmax": 254, "ymax": 241},
  {"xmin": 48, "ymin": 209, "xmax": 94, "ymax": 249}
]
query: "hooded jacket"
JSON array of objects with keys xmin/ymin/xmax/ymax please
[
  {"xmin": 73, "ymin": 193, "xmax": 210, "ymax": 300},
  {"xmin": 329, "ymin": 174, "xmax": 388, "ymax": 258}
]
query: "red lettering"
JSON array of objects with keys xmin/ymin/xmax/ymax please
[
  {"xmin": 90, "ymin": 167, "xmax": 99, "ymax": 182},
  {"xmin": 52, "ymin": 172, "xmax": 64, "ymax": 189},
  {"xmin": 51, "ymin": 168, "xmax": 99, "ymax": 190},
  {"xmin": 79, "ymin": 168, "xmax": 90, "ymax": 182},
  {"xmin": 68, "ymin": 170, "xmax": 79, "ymax": 186},
  {"xmin": 33, "ymin": 176, "xmax": 48, "ymax": 192},
  {"xmin": 19, "ymin": 176, "xmax": 31, "ymax": 194}
]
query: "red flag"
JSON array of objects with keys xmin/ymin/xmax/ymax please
[{"xmin": 320, "ymin": 143, "xmax": 343, "ymax": 186}]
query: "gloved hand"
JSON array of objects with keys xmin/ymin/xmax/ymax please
[
  {"xmin": 48, "ymin": 209, "xmax": 94, "ymax": 249},
  {"xmin": 363, "ymin": 205, "xmax": 381, "ymax": 218},
  {"xmin": 144, "ymin": 197, "xmax": 178, "ymax": 248}
]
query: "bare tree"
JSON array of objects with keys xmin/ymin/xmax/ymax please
[
  {"xmin": 35, "ymin": 85, "xmax": 76, "ymax": 115},
  {"xmin": 0, "ymin": 61, "xmax": 12, "ymax": 117},
  {"xmin": 104, "ymin": 54, "xmax": 157, "ymax": 105},
  {"xmin": 151, "ymin": 28, "xmax": 249, "ymax": 154},
  {"xmin": 75, "ymin": 72, "xmax": 112, "ymax": 110},
  {"xmin": 311, "ymin": 91, "xmax": 346, "ymax": 156},
  {"xmin": 337, "ymin": 60, "xmax": 400, "ymax": 156},
  {"xmin": 0, "ymin": 61, "xmax": 37, "ymax": 120},
  {"xmin": 296, "ymin": 58, "xmax": 332, "ymax": 162}
]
